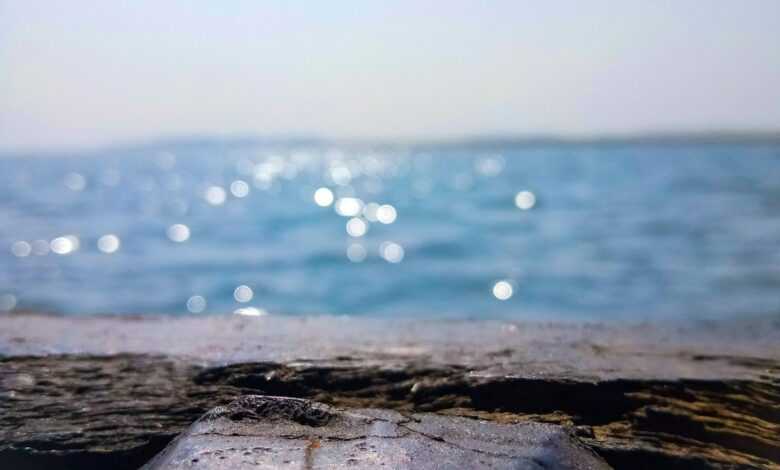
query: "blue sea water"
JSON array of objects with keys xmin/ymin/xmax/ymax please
[{"xmin": 1, "ymin": 141, "xmax": 779, "ymax": 321}]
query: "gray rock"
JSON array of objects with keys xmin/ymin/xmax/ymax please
[
  {"xmin": 143, "ymin": 395, "xmax": 612, "ymax": 470},
  {"xmin": 2, "ymin": 314, "xmax": 779, "ymax": 469},
  {"xmin": 4, "ymin": 313, "xmax": 780, "ymax": 381}
]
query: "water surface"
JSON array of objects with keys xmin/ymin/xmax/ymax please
[{"xmin": 1, "ymin": 142, "xmax": 779, "ymax": 320}]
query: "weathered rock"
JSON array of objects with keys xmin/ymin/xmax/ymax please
[
  {"xmin": 143, "ymin": 395, "xmax": 612, "ymax": 470},
  {"xmin": 3, "ymin": 313, "xmax": 779, "ymax": 381},
  {"xmin": 1, "ymin": 313, "xmax": 779, "ymax": 469}
]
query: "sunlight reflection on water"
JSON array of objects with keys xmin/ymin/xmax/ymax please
[{"xmin": 1, "ymin": 143, "xmax": 779, "ymax": 320}]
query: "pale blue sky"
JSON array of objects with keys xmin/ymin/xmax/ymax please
[{"xmin": 1, "ymin": 1, "xmax": 779, "ymax": 151}]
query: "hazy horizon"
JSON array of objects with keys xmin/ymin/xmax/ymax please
[{"xmin": 2, "ymin": 1, "xmax": 779, "ymax": 152}]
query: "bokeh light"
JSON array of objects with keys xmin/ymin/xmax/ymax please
[
  {"xmin": 514, "ymin": 191, "xmax": 536, "ymax": 210},
  {"xmin": 335, "ymin": 197, "xmax": 363, "ymax": 217},
  {"xmin": 380, "ymin": 241, "xmax": 404, "ymax": 263},
  {"xmin": 346, "ymin": 217, "xmax": 368, "ymax": 237},
  {"xmin": 363, "ymin": 202, "xmax": 380, "ymax": 222},
  {"xmin": 346, "ymin": 243, "xmax": 367, "ymax": 262},
  {"xmin": 313, "ymin": 187, "xmax": 334, "ymax": 207},
  {"xmin": 11, "ymin": 241, "xmax": 31, "ymax": 257},
  {"xmin": 97, "ymin": 234, "xmax": 121, "ymax": 254},
  {"xmin": 50, "ymin": 236, "xmax": 77, "ymax": 255},
  {"xmin": 233, "ymin": 285, "xmax": 253, "ymax": 303},
  {"xmin": 64, "ymin": 172, "xmax": 86, "ymax": 191},
  {"xmin": 204, "ymin": 185, "xmax": 227, "ymax": 206},
  {"xmin": 167, "ymin": 224, "xmax": 191, "ymax": 243},
  {"xmin": 492, "ymin": 280, "xmax": 514, "ymax": 300},
  {"xmin": 230, "ymin": 180, "xmax": 250, "ymax": 198},
  {"xmin": 186, "ymin": 295, "xmax": 206, "ymax": 313},
  {"xmin": 376, "ymin": 204, "xmax": 397, "ymax": 224}
]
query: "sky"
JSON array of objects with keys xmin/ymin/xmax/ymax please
[{"xmin": 1, "ymin": 1, "xmax": 779, "ymax": 151}]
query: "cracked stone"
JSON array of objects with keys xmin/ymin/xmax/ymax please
[
  {"xmin": 1, "ymin": 314, "xmax": 779, "ymax": 469},
  {"xmin": 143, "ymin": 395, "xmax": 612, "ymax": 470}
]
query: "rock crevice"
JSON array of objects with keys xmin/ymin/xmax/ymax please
[{"xmin": 2, "ymin": 354, "xmax": 779, "ymax": 469}]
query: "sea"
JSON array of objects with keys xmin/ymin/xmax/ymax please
[{"xmin": 1, "ymin": 139, "xmax": 779, "ymax": 321}]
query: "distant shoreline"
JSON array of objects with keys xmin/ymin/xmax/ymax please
[{"xmin": 3, "ymin": 130, "xmax": 780, "ymax": 158}]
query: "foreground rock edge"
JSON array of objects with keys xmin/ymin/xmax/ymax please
[
  {"xmin": 1, "ymin": 353, "xmax": 778, "ymax": 469},
  {"xmin": 142, "ymin": 394, "xmax": 613, "ymax": 470}
]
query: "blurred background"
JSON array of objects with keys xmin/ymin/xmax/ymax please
[{"xmin": 1, "ymin": 1, "xmax": 778, "ymax": 320}]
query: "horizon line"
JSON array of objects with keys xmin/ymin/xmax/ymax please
[{"xmin": 3, "ymin": 129, "xmax": 780, "ymax": 157}]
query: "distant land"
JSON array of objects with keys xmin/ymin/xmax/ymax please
[{"xmin": 2, "ymin": 130, "xmax": 780, "ymax": 158}]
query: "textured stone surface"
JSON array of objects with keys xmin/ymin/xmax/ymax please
[
  {"xmin": 1, "ymin": 313, "xmax": 779, "ymax": 469},
  {"xmin": 143, "ymin": 395, "xmax": 612, "ymax": 470},
  {"xmin": 3, "ymin": 312, "xmax": 780, "ymax": 380}
]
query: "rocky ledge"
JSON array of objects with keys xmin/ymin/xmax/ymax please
[{"xmin": 1, "ymin": 313, "xmax": 779, "ymax": 469}]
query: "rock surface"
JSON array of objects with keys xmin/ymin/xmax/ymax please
[
  {"xmin": 1, "ymin": 313, "xmax": 779, "ymax": 469},
  {"xmin": 143, "ymin": 395, "xmax": 612, "ymax": 470},
  {"xmin": 2, "ymin": 313, "xmax": 780, "ymax": 381}
]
